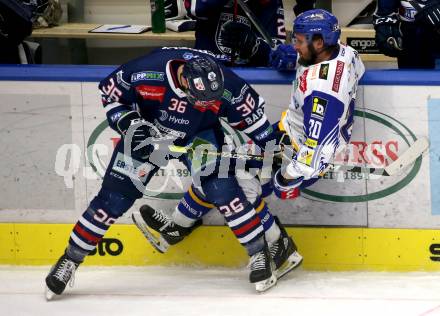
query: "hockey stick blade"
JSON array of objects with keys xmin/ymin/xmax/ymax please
[
  {"xmin": 384, "ymin": 137, "xmax": 429, "ymax": 176},
  {"xmin": 132, "ymin": 212, "xmax": 170, "ymax": 253}
]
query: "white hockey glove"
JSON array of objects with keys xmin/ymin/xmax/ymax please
[{"xmin": 273, "ymin": 167, "xmax": 303, "ymax": 200}]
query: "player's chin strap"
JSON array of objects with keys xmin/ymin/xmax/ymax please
[{"xmin": 164, "ymin": 136, "xmax": 430, "ymax": 177}]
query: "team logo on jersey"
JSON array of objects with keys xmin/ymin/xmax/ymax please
[
  {"xmin": 311, "ymin": 96, "xmax": 327, "ymax": 119},
  {"xmin": 131, "ymin": 71, "xmax": 165, "ymax": 82},
  {"xmin": 332, "ymin": 61, "xmax": 345, "ymax": 93},
  {"xmin": 159, "ymin": 110, "xmax": 168, "ymax": 121},
  {"xmin": 193, "ymin": 77, "xmax": 205, "ymax": 91},
  {"xmin": 136, "ymin": 85, "xmax": 166, "ymax": 102},
  {"xmin": 319, "ymin": 64, "xmax": 329, "ymax": 80}
]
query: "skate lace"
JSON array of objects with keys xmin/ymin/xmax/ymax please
[
  {"xmin": 249, "ymin": 251, "xmax": 267, "ymax": 271},
  {"xmin": 269, "ymin": 242, "xmax": 280, "ymax": 258},
  {"xmin": 153, "ymin": 210, "xmax": 174, "ymax": 231},
  {"xmin": 54, "ymin": 259, "xmax": 77, "ymax": 287}
]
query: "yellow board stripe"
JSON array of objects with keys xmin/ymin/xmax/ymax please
[
  {"xmin": 188, "ymin": 186, "xmax": 215, "ymax": 208},
  {"xmin": 2, "ymin": 223, "xmax": 440, "ymax": 271}
]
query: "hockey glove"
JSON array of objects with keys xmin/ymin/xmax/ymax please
[
  {"xmin": 116, "ymin": 111, "xmax": 155, "ymax": 159},
  {"xmin": 218, "ymin": 20, "xmax": 259, "ymax": 60},
  {"xmin": 415, "ymin": 0, "xmax": 440, "ymax": 33},
  {"xmin": 164, "ymin": 0, "xmax": 187, "ymax": 20},
  {"xmin": 273, "ymin": 168, "xmax": 303, "ymax": 200},
  {"xmin": 269, "ymin": 44, "xmax": 297, "ymax": 72},
  {"xmin": 373, "ymin": 13, "xmax": 403, "ymax": 57}
]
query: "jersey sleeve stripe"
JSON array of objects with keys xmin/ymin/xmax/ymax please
[{"xmin": 242, "ymin": 114, "xmax": 268, "ymax": 133}]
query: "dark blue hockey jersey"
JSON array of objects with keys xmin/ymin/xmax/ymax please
[
  {"xmin": 99, "ymin": 47, "xmax": 274, "ymax": 150},
  {"xmin": 377, "ymin": 0, "xmax": 436, "ymax": 22},
  {"xmin": 184, "ymin": 0, "xmax": 285, "ymax": 66}
]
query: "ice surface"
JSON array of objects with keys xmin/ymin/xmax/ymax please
[{"xmin": 2, "ymin": 266, "xmax": 440, "ymax": 316}]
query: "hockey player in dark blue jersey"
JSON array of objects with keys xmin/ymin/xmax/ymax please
[
  {"xmin": 185, "ymin": 0, "xmax": 285, "ymax": 66},
  {"xmin": 44, "ymin": 47, "xmax": 301, "ymax": 298},
  {"xmin": 373, "ymin": 0, "xmax": 440, "ymax": 68}
]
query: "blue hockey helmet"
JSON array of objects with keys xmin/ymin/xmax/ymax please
[
  {"xmin": 293, "ymin": 9, "xmax": 341, "ymax": 46},
  {"xmin": 182, "ymin": 56, "xmax": 224, "ymax": 105}
]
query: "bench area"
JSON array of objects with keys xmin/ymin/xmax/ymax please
[{"xmin": 30, "ymin": 23, "xmax": 395, "ymax": 62}]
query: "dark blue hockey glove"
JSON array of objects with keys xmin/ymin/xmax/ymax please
[
  {"xmin": 269, "ymin": 44, "xmax": 297, "ymax": 71},
  {"xmin": 373, "ymin": 13, "xmax": 403, "ymax": 57},
  {"xmin": 218, "ymin": 20, "xmax": 259, "ymax": 60},
  {"xmin": 116, "ymin": 111, "xmax": 156, "ymax": 160},
  {"xmin": 415, "ymin": 0, "xmax": 440, "ymax": 33}
]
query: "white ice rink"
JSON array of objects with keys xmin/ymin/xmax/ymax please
[{"xmin": 2, "ymin": 266, "xmax": 440, "ymax": 316}]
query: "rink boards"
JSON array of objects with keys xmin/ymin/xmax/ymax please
[
  {"xmin": 2, "ymin": 223, "xmax": 440, "ymax": 271},
  {"xmin": 0, "ymin": 66, "xmax": 440, "ymax": 270}
]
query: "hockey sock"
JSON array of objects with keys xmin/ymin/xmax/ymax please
[
  {"xmin": 224, "ymin": 203, "xmax": 265, "ymax": 256},
  {"xmin": 173, "ymin": 185, "xmax": 214, "ymax": 227},
  {"xmin": 68, "ymin": 189, "xmax": 134, "ymax": 256},
  {"xmin": 255, "ymin": 198, "xmax": 281, "ymax": 245},
  {"xmin": 68, "ymin": 206, "xmax": 115, "ymax": 255}
]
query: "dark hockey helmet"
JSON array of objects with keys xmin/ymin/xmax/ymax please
[{"xmin": 181, "ymin": 56, "xmax": 224, "ymax": 105}]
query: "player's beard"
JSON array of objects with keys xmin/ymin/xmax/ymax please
[{"xmin": 298, "ymin": 43, "xmax": 318, "ymax": 67}]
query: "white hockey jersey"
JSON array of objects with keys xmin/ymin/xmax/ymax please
[{"xmin": 279, "ymin": 43, "xmax": 365, "ymax": 180}]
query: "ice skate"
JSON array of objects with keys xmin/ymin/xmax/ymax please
[
  {"xmin": 248, "ymin": 242, "xmax": 277, "ymax": 293},
  {"xmin": 270, "ymin": 216, "xmax": 303, "ymax": 279},
  {"xmin": 132, "ymin": 204, "xmax": 202, "ymax": 253},
  {"xmin": 45, "ymin": 253, "xmax": 80, "ymax": 300}
]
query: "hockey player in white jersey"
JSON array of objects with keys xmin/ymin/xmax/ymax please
[{"xmin": 272, "ymin": 9, "xmax": 365, "ymax": 199}]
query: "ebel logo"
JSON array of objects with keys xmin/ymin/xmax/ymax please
[{"xmin": 347, "ymin": 37, "xmax": 380, "ymax": 54}]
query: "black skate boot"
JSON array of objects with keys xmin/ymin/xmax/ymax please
[
  {"xmin": 45, "ymin": 253, "xmax": 80, "ymax": 300},
  {"xmin": 270, "ymin": 216, "xmax": 303, "ymax": 279},
  {"xmin": 248, "ymin": 242, "xmax": 277, "ymax": 292},
  {"xmin": 132, "ymin": 204, "xmax": 202, "ymax": 253}
]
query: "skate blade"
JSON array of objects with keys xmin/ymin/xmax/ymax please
[
  {"xmin": 45, "ymin": 286, "xmax": 56, "ymax": 301},
  {"xmin": 255, "ymin": 274, "xmax": 277, "ymax": 293},
  {"xmin": 132, "ymin": 212, "xmax": 170, "ymax": 253},
  {"xmin": 276, "ymin": 251, "xmax": 303, "ymax": 280}
]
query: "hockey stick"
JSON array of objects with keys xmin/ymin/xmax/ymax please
[
  {"xmin": 231, "ymin": 0, "xmax": 238, "ymax": 65},
  {"xmin": 166, "ymin": 137, "xmax": 429, "ymax": 176},
  {"xmin": 382, "ymin": 136, "xmax": 429, "ymax": 176},
  {"xmin": 236, "ymin": 0, "xmax": 276, "ymax": 48}
]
